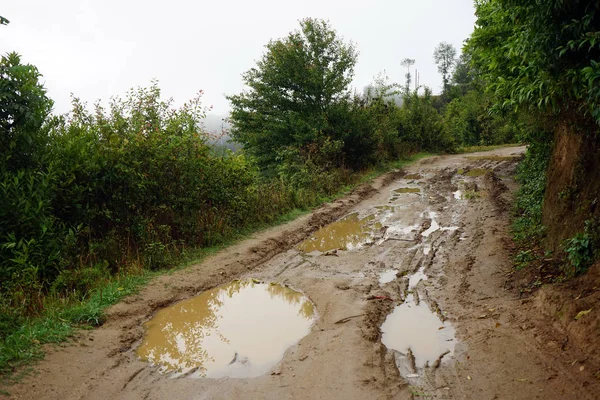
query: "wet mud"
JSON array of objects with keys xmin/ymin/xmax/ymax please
[{"xmin": 8, "ymin": 146, "xmax": 598, "ymax": 400}]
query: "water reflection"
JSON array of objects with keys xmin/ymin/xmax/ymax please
[
  {"xmin": 298, "ymin": 213, "xmax": 382, "ymax": 252},
  {"xmin": 137, "ymin": 280, "xmax": 315, "ymax": 378}
]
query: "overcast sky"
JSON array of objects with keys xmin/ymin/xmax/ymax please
[{"xmin": 1, "ymin": 0, "xmax": 476, "ymax": 118}]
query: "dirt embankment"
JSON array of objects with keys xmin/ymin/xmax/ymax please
[
  {"xmin": 4, "ymin": 146, "xmax": 599, "ymax": 400},
  {"xmin": 542, "ymin": 122, "xmax": 600, "ymax": 252}
]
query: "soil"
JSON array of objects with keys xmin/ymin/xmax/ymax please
[
  {"xmin": 5, "ymin": 146, "xmax": 599, "ymax": 400},
  {"xmin": 542, "ymin": 122, "xmax": 600, "ymax": 252}
]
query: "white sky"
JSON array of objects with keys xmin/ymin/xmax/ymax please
[{"xmin": 1, "ymin": 0, "xmax": 476, "ymax": 118}]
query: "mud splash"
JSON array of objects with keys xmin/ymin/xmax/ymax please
[
  {"xmin": 136, "ymin": 280, "xmax": 315, "ymax": 378},
  {"xmin": 381, "ymin": 267, "xmax": 456, "ymax": 372},
  {"xmin": 298, "ymin": 212, "xmax": 382, "ymax": 253}
]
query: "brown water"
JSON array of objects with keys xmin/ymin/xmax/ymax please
[
  {"xmin": 298, "ymin": 213, "xmax": 381, "ymax": 252},
  {"xmin": 464, "ymin": 168, "xmax": 490, "ymax": 177},
  {"xmin": 136, "ymin": 280, "xmax": 315, "ymax": 378},
  {"xmin": 394, "ymin": 187, "xmax": 421, "ymax": 194},
  {"xmin": 381, "ymin": 267, "xmax": 456, "ymax": 369},
  {"xmin": 403, "ymin": 173, "xmax": 422, "ymax": 180}
]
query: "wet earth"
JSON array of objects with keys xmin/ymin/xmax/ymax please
[{"xmin": 6, "ymin": 146, "xmax": 598, "ymax": 400}]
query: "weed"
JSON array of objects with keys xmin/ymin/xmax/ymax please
[
  {"xmin": 563, "ymin": 233, "xmax": 594, "ymax": 277},
  {"xmin": 463, "ymin": 190, "xmax": 480, "ymax": 200},
  {"xmin": 514, "ymin": 249, "xmax": 535, "ymax": 270}
]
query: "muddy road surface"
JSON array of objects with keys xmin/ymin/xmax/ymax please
[{"xmin": 7, "ymin": 147, "xmax": 596, "ymax": 399}]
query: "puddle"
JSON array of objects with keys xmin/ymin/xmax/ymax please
[
  {"xmin": 394, "ymin": 187, "xmax": 421, "ymax": 194},
  {"xmin": 375, "ymin": 205, "xmax": 395, "ymax": 212},
  {"xmin": 422, "ymin": 244, "xmax": 431, "ymax": 255},
  {"xmin": 136, "ymin": 280, "xmax": 315, "ymax": 378},
  {"xmin": 381, "ymin": 267, "xmax": 456, "ymax": 370},
  {"xmin": 379, "ymin": 269, "xmax": 399, "ymax": 285},
  {"xmin": 408, "ymin": 266, "xmax": 428, "ymax": 288},
  {"xmin": 298, "ymin": 212, "xmax": 382, "ymax": 252},
  {"xmin": 404, "ymin": 173, "xmax": 422, "ymax": 180},
  {"xmin": 421, "ymin": 212, "xmax": 459, "ymax": 238},
  {"xmin": 464, "ymin": 168, "xmax": 490, "ymax": 177}
]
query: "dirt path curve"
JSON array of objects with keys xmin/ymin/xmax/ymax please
[{"xmin": 7, "ymin": 147, "xmax": 596, "ymax": 400}]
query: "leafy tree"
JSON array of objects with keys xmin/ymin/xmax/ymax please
[
  {"xmin": 227, "ymin": 18, "xmax": 358, "ymax": 168},
  {"xmin": 433, "ymin": 42, "xmax": 457, "ymax": 94},
  {"xmin": 0, "ymin": 16, "xmax": 9, "ymax": 26},
  {"xmin": 401, "ymin": 58, "xmax": 415, "ymax": 94},
  {"xmin": 467, "ymin": 0, "xmax": 600, "ymax": 122},
  {"xmin": 0, "ymin": 52, "xmax": 53, "ymax": 171}
]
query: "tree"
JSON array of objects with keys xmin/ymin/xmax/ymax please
[
  {"xmin": 467, "ymin": 0, "xmax": 600, "ymax": 122},
  {"xmin": 433, "ymin": 42, "xmax": 457, "ymax": 94},
  {"xmin": 0, "ymin": 52, "xmax": 53, "ymax": 171},
  {"xmin": 0, "ymin": 16, "xmax": 9, "ymax": 25},
  {"xmin": 401, "ymin": 58, "xmax": 415, "ymax": 94},
  {"xmin": 227, "ymin": 18, "xmax": 358, "ymax": 168}
]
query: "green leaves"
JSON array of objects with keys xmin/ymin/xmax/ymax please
[
  {"xmin": 228, "ymin": 18, "xmax": 358, "ymax": 169},
  {"xmin": 468, "ymin": 0, "xmax": 600, "ymax": 123}
]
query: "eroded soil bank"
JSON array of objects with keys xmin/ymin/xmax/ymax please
[{"xmin": 5, "ymin": 147, "xmax": 598, "ymax": 400}]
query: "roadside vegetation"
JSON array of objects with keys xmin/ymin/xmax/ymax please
[
  {"xmin": 467, "ymin": 0, "xmax": 600, "ymax": 279},
  {"xmin": 0, "ymin": 17, "xmax": 520, "ymax": 376}
]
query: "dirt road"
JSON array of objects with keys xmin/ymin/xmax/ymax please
[{"xmin": 7, "ymin": 147, "xmax": 597, "ymax": 399}]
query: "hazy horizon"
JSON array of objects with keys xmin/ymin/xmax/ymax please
[{"xmin": 1, "ymin": 1, "xmax": 476, "ymax": 119}]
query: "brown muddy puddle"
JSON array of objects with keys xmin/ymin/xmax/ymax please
[
  {"xmin": 381, "ymin": 267, "xmax": 456, "ymax": 372},
  {"xmin": 464, "ymin": 168, "xmax": 490, "ymax": 177},
  {"xmin": 298, "ymin": 212, "xmax": 383, "ymax": 252},
  {"xmin": 136, "ymin": 280, "xmax": 315, "ymax": 378}
]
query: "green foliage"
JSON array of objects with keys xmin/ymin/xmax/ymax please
[
  {"xmin": 564, "ymin": 233, "xmax": 594, "ymax": 276},
  {"xmin": 514, "ymin": 249, "xmax": 535, "ymax": 270},
  {"xmin": 228, "ymin": 18, "xmax": 358, "ymax": 169},
  {"xmin": 399, "ymin": 89, "xmax": 453, "ymax": 152},
  {"xmin": 0, "ymin": 52, "xmax": 53, "ymax": 171},
  {"xmin": 443, "ymin": 90, "xmax": 522, "ymax": 146},
  {"xmin": 563, "ymin": 219, "xmax": 600, "ymax": 276},
  {"xmin": 468, "ymin": 0, "xmax": 600, "ymax": 122},
  {"xmin": 512, "ymin": 136, "xmax": 552, "ymax": 243}
]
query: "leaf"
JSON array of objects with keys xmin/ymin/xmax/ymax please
[{"xmin": 574, "ymin": 309, "xmax": 592, "ymax": 320}]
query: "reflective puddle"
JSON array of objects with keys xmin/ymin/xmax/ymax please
[
  {"xmin": 381, "ymin": 267, "xmax": 456, "ymax": 370},
  {"xmin": 394, "ymin": 187, "xmax": 421, "ymax": 194},
  {"xmin": 403, "ymin": 173, "xmax": 422, "ymax": 180},
  {"xmin": 298, "ymin": 213, "xmax": 382, "ymax": 252},
  {"xmin": 421, "ymin": 211, "xmax": 459, "ymax": 238},
  {"xmin": 379, "ymin": 269, "xmax": 399, "ymax": 285},
  {"xmin": 136, "ymin": 280, "xmax": 315, "ymax": 378}
]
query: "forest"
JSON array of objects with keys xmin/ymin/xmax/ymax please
[{"xmin": 1, "ymin": 0, "xmax": 599, "ymax": 379}]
